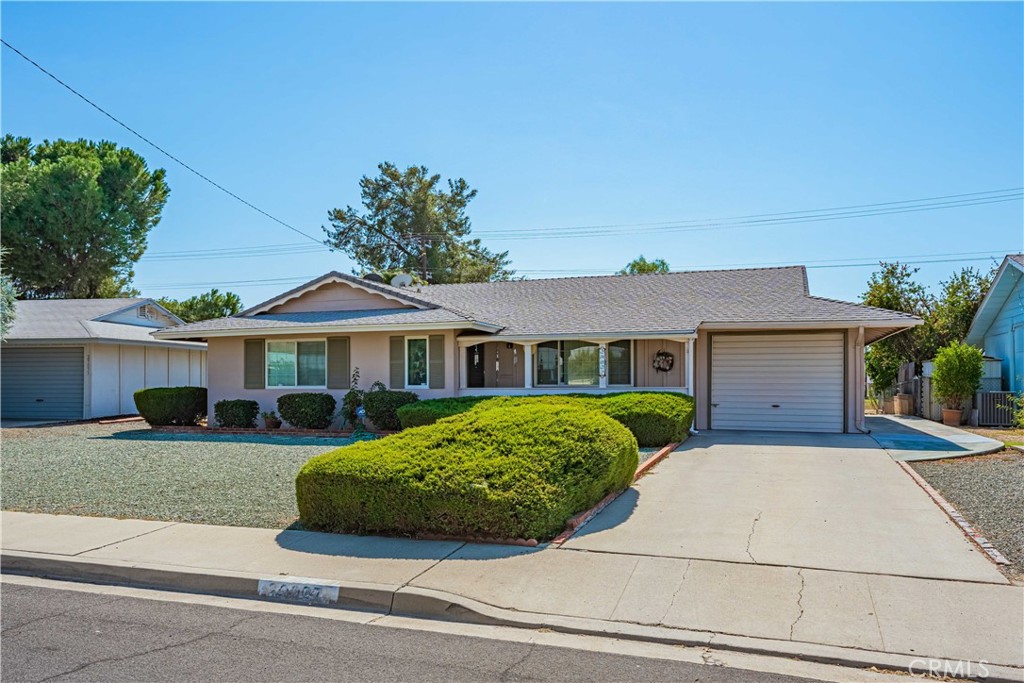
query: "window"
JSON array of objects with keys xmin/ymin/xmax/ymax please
[
  {"xmin": 608, "ymin": 340, "xmax": 632, "ymax": 385},
  {"xmin": 535, "ymin": 340, "xmax": 631, "ymax": 387},
  {"xmin": 266, "ymin": 340, "xmax": 326, "ymax": 387},
  {"xmin": 406, "ymin": 337, "xmax": 428, "ymax": 387}
]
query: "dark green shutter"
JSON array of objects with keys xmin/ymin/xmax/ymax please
[
  {"xmin": 326, "ymin": 337, "xmax": 351, "ymax": 389},
  {"xmin": 244, "ymin": 339, "xmax": 265, "ymax": 389},
  {"xmin": 389, "ymin": 336, "xmax": 405, "ymax": 389},
  {"xmin": 428, "ymin": 335, "xmax": 445, "ymax": 389}
]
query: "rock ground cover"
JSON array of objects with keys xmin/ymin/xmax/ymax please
[
  {"xmin": 1, "ymin": 422, "xmax": 352, "ymax": 528},
  {"xmin": 910, "ymin": 450, "xmax": 1024, "ymax": 582}
]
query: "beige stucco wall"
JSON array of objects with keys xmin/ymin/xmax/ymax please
[
  {"xmin": 266, "ymin": 282, "xmax": 409, "ymax": 313},
  {"xmin": 694, "ymin": 327, "xmax": 863, "ymax": 433},
  {"xmin": 206, "ymin": 329, "xmax": 460, "ymax": 424}
]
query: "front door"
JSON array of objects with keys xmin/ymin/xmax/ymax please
[{"xmin": 467, "ymin": 344, "xmax": 486, "ymax": 388}]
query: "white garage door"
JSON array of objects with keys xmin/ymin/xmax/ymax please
[{"xmin": 711, "ymin": 333, "xmax": 845, "ymax": 433}]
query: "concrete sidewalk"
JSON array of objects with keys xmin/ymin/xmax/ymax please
[
  {"xmin": 2, "ymin": 511, "xmax": 1022, "ymax": 679},
  {"xmin": 867, "ymin": 415, "xmax": 1004, "ymax": 461}
]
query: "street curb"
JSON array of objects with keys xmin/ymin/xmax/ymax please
[{"xmin": 4, "ymin": 550, "xmax": 1021, "ymax": 681}]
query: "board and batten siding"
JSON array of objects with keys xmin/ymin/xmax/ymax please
[
  {"xmin": 981, "ymin": 274, "xmax": 1024, "ymax": 392},
  {"xmin": 0, "ymin": 347, "xmax": 85, "ymax": 420},
  {"xmin": 88, "ymin": 343, "xmax": 207, "ymax": 418},
  {"xmin": 710, "ymin": 332, "xmax": 845, "ymax": 433}
]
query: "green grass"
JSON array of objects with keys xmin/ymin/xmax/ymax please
[{"xmin": 1, "ymin": 422, "xmax": 352, "ymax": 528}]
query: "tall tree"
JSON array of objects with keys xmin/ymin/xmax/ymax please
[
  {"xmin": 324, "ymin": 162, "xmax": 514, "ymax": 284},
  {"xmin": 618, "ymin": 256, "xmax": 670, "ymax": 275},
  {"xmin": 928, "ymin": 267, "xmax": 992, "ymax": 349},
  {"xmin": 0, "ymin": 248, "xmax": 17, "ymax": 341},
  {"xmin": 158, "ymin": 289, "xmax": 242, "ymax": 323},
  {"xmin": 1, "ymin": 135, "xmax": 169, "ymax": 298}
]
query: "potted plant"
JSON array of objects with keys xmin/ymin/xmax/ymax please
[
  {"xmin": 931, "ymin": 341, "xmax": 983, "ymax": 427},
  {"xmin": 261, "ymin": 410, "xmax": 282, "ymax": 430}
]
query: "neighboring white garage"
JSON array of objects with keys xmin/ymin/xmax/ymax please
[
  {"xmin": 710, "ymin": 332, "xmax": 845, "ymax": 433},
  {"xmin": 1, "ymin": 299, "xmax": 206, "ymax": 421}
]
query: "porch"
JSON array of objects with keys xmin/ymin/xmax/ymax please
[{"xmin": 455, "ymin": 336, "xmax": 694, "ymax": 396}]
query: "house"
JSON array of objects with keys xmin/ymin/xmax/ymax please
[
  {"xmin": 1, "ymin": 299, "xmax": 207, "ymax": 421},
  {"xmin": 965, "ymin": 254, "xmax": 1024, "ymax": 392},
  {"xmin": 154, "ymin": 266, "xmax": 919, "ymax": 433}
]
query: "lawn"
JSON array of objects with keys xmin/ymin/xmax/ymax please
[
  {"xmin": 911, "ymin": 450, "xmax": 1024, "ymax": 582},
  {"xmin": 1, "ymin": 421, "xmax": 355, "ymax": 528}
]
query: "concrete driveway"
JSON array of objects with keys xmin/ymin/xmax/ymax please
[{"xmin": 564, "ymin": 430, "xmax": 1007, "ymax": 584}]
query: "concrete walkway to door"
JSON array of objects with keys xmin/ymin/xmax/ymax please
[
  {"xmin": 866, "ymin": 414, "xmax": 1004, "ymax": 461},
  {"xmin": 563, "ymin": 430, "xmax": 1007, "ymax": 583}
]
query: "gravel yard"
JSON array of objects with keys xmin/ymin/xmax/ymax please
[
  {"xmin": 1, "ymin": 422, "xmax": 355, "ymax": 528},
  {"xmin": 911, "ymin": 450, "xmax": 1024, "ymax": 582}
]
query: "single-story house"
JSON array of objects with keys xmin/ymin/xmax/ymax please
[
  {"xmin": 1, "ymin": 298, "xmax": 207, "ymax": 420},
  {"xmin": 965, "ymin": 254, "xmax": 1024, "ymax": 393},
  {"xmin": 154, "ymin": 266, "xmax": 919, "ymax": 433}
]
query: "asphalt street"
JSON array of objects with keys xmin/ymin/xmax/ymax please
[{"xmin": 0, "ymin": 581, "xmax": 822, "ymax": 683}]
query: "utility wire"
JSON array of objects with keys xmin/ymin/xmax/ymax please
[{"xmin": 0, "ymin": 38, "xmax": 329, "ymax": 248}]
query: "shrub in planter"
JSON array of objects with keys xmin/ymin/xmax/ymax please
[
  {"xmin": 277, "ymin": 393, "xmax": 337, "ymax": 430},
  {"xmin": 932, "ymin": 341, "xmax": 983, "ymax": 425},
  {"xmin": 296, "ymin": 402, "xmax": 638, "ymax": 540},
  {"xmin": 134, "ymin": 387, "xmax": 207, "ymax": 426},
  {"xmin": 363, "ymin": 388, "xmax": 418, "ymax": 431},
  {"xmin": 214, "ymin": 399, "xmax": 259, "ymax": 428}
]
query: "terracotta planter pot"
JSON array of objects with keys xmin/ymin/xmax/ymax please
[{"xmin": 941, "ymin": 408, "xmax": 963, "ymax": 427}]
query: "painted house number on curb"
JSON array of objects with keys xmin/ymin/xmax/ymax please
[{"xmin": 258, "ymin": 576, "xmax": 340, "ymax": 605}]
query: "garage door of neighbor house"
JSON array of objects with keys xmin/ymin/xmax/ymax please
[
  {"xmin": 711, "ymin": 333, "xmax": 845, "ymax": 433},
  {"xmin": 0, "ymin": 347, "xmax": 85, "ymax": 420}
]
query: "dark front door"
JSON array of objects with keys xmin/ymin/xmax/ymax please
[{"xmin": 467, "ymin": 344, "xmax": 486, "ymax": 388}]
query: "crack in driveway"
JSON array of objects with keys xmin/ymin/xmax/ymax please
[
  {"xmin": 744, "ymin": 511, "xmax": 762, "ymax": 563},
  {"xmin": 789, "ymin": 568, "xmax": 806, "ymax": 639}
]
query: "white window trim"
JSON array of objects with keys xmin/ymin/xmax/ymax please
[
  {"xmin": 405, "ymin": 336, "xmax": 429, "ymax": 389},
  {"xmin": 265, "ymin": 339, "xmax": 328, "ymax": 389}
]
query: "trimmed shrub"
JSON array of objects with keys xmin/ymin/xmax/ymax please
[
  {"xmin": 296, "ymin": 402, "xmax": 638, "ymax": 540},
  {"xmin": 214, "ymin": 399, "xmax": 259, "ymax": 428},
  {"xmin": 363, "ymin": 389, "xmax": 419, "ymax": 431},
  {"xmin": 397, "ymin": 392, "xmax": 696, "ymax": 447},
  {"xmin": 277, "ymin": 393, "xmax": 337, "ymax": 430},
  {"xmin": 396, "ymin": 396, "xmax": 490, "ymax": 428},
  {"xmin": 134, "ymin": 387, "xmax": 207, "ymax": 426},
  {"xmin": 932, "ymin": 341, "xmax": 984, "ymax": 410}
]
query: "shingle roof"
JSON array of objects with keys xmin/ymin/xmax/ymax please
[
  {"xmin": 161, "ymin": 308, "xmax": 477, "ymax": 334},
  {"xmin": 4, "ymin": 298, "xmax": 201, "ymax": 347},
  {"xmin": 156, "ymin": 265, "xmax": 921, "ymax": 340}
]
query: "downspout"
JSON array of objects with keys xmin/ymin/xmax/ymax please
[{"xmin": 854, "ymin": 326, "xmax": 870, "ymax": 434}]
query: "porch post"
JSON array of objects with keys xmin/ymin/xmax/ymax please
[
  {"xmin": 686, "ymin": 338, "xmax": 695, "ymax": 396},
  {"xmin": 599, "ymin": 343, "xmax": 608, "ymax": 389},
  {"xmin": 459, "ymin": 344, "xmax": 468, "ymax": 390},
  {"xmin": 523, "ymin": 344, "xmax": 534, "ymax": 389}
]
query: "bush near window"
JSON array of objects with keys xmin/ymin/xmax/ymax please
[
  {"xmin": 214, "ymin": 399, "xmax": 260, "ymax": 428},
  {"xmin": 134, "ymin": 387, "xmax": 207, "ymax": 426},
  {"xmin": 277, "ymin": 393, "xmax": 337, "ymax": 430},
  {"xmin": 396, "ymin": 392, "xmax": 695, "ymax": 447},
  {"xmin": 296, "ymin": 402, "xmax": 638, "ymax": 540},
  {"xmin": 363, "ymin": 388, "xmax": 419, "ymax": 431}
]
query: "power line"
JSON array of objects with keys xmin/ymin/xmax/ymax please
[{"xmin": 0, "ymin": 38, "xmax": 329, "ymax": 248}]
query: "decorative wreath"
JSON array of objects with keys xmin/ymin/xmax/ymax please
[{"xmin": 652, "ymin": 350, "xmax": 675, "ymax": 372}]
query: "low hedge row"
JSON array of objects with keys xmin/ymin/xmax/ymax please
[
  {"xmin": 214, "ymin": 399, "xmax": 260, "ymax": 428},
  {"xmin": 134, "ymin": 387, "xmax": 207, "ymax": 426},
  {"xmin": 396, "ymin": 392, "xmax": 695, "ymax": 446},
  {"xmin": 296, "ymin": 402, "xmax": 638, "ymax": 540}
]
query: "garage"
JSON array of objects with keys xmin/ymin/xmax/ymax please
[
  {"xmin": 0, "ymin": 347, "xmax": 85, "ymax": 420},
  {"xmin": 710, "ymin": 332, "xmax": 845, "ymax": 433}
]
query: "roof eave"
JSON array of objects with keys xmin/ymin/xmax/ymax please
[
  {"xmin": 152, "ymin": 319, "xmax": 502, "ymax": 340},
  {"xmin": 965, "ymin": 256, "xmax": 1023, "ymax": 344}
]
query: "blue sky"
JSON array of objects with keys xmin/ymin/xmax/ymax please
[{"xmin": 2, "ymin": 1, "xmax": 1022, "ymax": 307}]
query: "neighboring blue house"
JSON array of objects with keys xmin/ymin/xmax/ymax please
[{"xmin": 966, "ymin": 254, "xmax": 1024, "ymax": 392}]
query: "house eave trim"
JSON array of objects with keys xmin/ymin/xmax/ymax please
[
  {"xmin": 152, "ymin": 320, "xmax": 499, "ymax": 340},
  {"xmin": 455, "ymin": 330, "xmax": 698, "ymax": 345},
  {"xmin": 240, "ymin": 275, "xmax": 432, "ymax": 315},
  {"xmin": 698, "ymin": 319, "xmax": 922, "ymax": 331}
]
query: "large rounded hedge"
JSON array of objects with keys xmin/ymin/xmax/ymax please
[
  {"xmin": 396, "ymin": 392, "xmax": 695, "ymax": 447},
  {"xmin": 296, "ymin": 402, "xmax": 638, "ymax": 540}
]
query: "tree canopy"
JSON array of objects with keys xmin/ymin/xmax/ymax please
[
  {"xmin": 618, "ymin": 256, "xmax": 670, "ymax": 275},
  {"xmin": 158, "ymin": 289, "xmax": 242, "ymax": 323},
  {"xmin": 0, "ymin": 248, "xmax": 17, "ymax": 341},
  {"xmin": 1, "ymin": 135, "xmax": 169, "ymax": 298},
  {"xmin": 324, "ymin": 162, "xmax": 514, "ymax": 284},
  {"xmin": 862, "ymin": 261, "xmax": 993, "ymax": 390}
]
